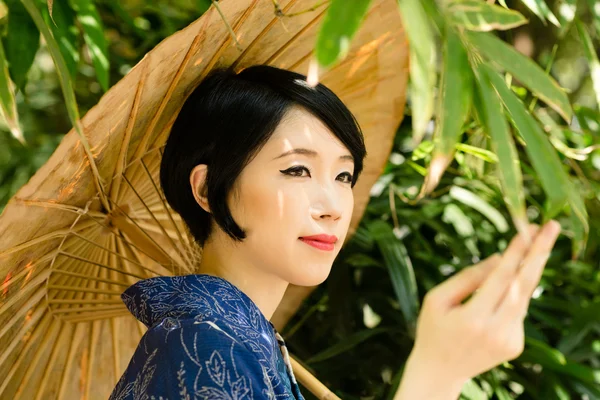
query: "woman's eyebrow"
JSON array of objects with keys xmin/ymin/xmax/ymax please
[{"xmin": 273, "ymin": 148, "xmax": 354, "ymax": 162}]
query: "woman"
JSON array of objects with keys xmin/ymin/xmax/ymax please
[{"xmin": 109, "ymin": 64, "xmax": 561, "ymax": 400}]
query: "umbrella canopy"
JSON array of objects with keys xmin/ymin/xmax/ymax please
[{"xmin": 0, "ymin": 0, "xmax": 408, "ymax": 398}]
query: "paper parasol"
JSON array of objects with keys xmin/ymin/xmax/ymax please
[{"xmin": 0, "ymin": 0, "xmax": 408, "ymax": 398}]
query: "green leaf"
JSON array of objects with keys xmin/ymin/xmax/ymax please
[
  {"xmin": 21, "ymin": 0, "xmax": 79, "ymax": 123},
  {"xmin": 3, "ymin": 0, "xmax": 39, "ymax": 92},
  {"xmin": 425, "ymin": 28, "xmax": 472, "ymax": 194},
  {"xmin": 576, "ymin": 21, "xmax": 600, "ymax": 111},
  {"xmin": 455, "ymin": 143, "xmax": 498, "ymax": 163},
  {"xmin": 534, "ymin": 114, "xmax": 591, "ymax": 162},
  {"xmin": 305, "ymin": 327, "xmax": 391, "ymax": 364},
  {"xmin": 520, "ymin": 0, "xmax": 560, "ymax": 27},
  {"xmin": 434, "ymin": 28, "xmax": 473, "ymax": 149},
  {"xmin": 0, "ymin": 39, "xmax": 23, "ymax": 144},
  {"xmin": 344, "ymin": 253, "xmax": 384, "ymax": 269},
  {"xmin": 68, "ymin": 0, "xmax": 109, "ymax": 91},
  {"xmin": 40, "ymin": 0, "xmax": 79, "ymax": 80},
  {"xmin": 20, "ymin": 0, "xmax": 108, "ymax": 205},
  {"xmin": 315, "ymin": 0, "xmax": 372, "ymax": 67},
  {"xmin": 473, "ymin": 63, "xmax": 529, "ymax": 236},
  {"xmin": 449, "ymin": 186, "xmax": 509, "ymax": 233},
  {"xmin": 397, "ymin": 0, "xmax": 437, "ymax": 145},
  {"xmin": 484, "ymin": 66, "xmax": 568, "ymax": 219},
  {"xmin": 460, "ymin": 379, "xmax": 488, "ymax": 400},
  {"xmin": 484, "ymin": 66, "xmax": 588, "ymax": 256},
  {"xmin": 105, "ymin": 0, "xmax": 147, "ymax": 37},
  {"xmin": 446, "ymin": 0, "xmax": 528, "ymax": 31},
  {"xmin": 523, "ymin": 337, "xmax": 600, "ymax": 386},
  {"xmin": 466, "ymin": 31, "xmax": 573, "ymax": 123},
  {"xmin": 368, "ymin": 220, "xmax": 419, "ymax": 338},
  {"xmin": 442, "ymin": 203, "xmax": 474, "ymax": 237},
  {"xmin": 412, "ymin": 139, "xmax": 434, "ymax": 161}
]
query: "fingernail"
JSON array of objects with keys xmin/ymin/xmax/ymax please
[{"xmin": 547, "ymin": 220, "xmax": 561, "ymax": 237}]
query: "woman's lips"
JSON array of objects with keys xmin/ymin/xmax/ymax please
[
  {"xmin": 299, "ymin": 238, "xmax": 335, "ymax": 251},
  {"xmin": 298, "ymin": 234, "xmax": 338, "ymax": 251}
]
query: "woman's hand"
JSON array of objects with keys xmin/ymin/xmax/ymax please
[{"xmin": 394, "ymin": 220, "xmax": 561, "ymax": 399}]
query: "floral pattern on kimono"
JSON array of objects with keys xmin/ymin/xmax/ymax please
[{"xmin": 109, "ymin": 274, "xmax": 305, "ymax": 400}]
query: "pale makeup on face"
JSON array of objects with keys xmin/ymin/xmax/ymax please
[{"xmin": 190, "ymin": 105, "xmax": 356, "ymax": 320}]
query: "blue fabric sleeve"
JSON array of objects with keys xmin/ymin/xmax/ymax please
[{"xmin": 109, "ymin": 318, "xmax": 278, "ymax": 400}]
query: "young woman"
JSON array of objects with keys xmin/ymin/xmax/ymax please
[{"xmin": 109, "ymin": 64, "xmax": 561, "ymax": 400}]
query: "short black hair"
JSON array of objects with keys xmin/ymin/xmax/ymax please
[{"xmin": 159, "ymin": 64, "xmax": 367, "ymax": 247}]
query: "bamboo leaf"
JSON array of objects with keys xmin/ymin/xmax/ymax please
[
  {"xmin": 442, "ymin": 203, "xmax": 474, "ymax": 237},
  {"xmin": 557, "ymin": 300, "xmax": 600, "ymax": 355},
  {"xmin": 20, "ymin": 0, "xmax": 108, "ymax": 208},
  {"xmin": 40, "ymin": 0, "xmax": 79, "ymax": 80},
  {"xmin": 520, "ymin": 0, "xmax": 560, "ymax": 27},
  {"xmin": 397, "ymin": 0, "xmax": 437, "ymax": 145},
  {"xmin": 466, "ymin": 31, "xmax": 573, "ymax": 123},
  {"xmin": 21, "ymin": 0, "xmax": 79, "ymax": 124},
  {"xmin": 4, "ymin": 0, "xmax": 39, "ymax": 92},
  {"xmin": 368, "ymin": 220, "xmax": 419, "ymax": 339},
  {"xmin": 315, "ymin": 0, "xmax": 372, "ymax": 67},
  {"xmin": 523, "ymin": 337, "xmax": 600, "ymax": 386},
  {"xmin": 305, "ymin": 327, "xmax": 391, "ymax": 364},
  {"xmin": 576, "ymin": 21, "xmax": 600, "ymax": 111},
  {"xmin": 0, "ymin": 39, "xmax": 23, "ymax": 144},
  {"xmin": 446, "ymin": 0, "xmax": 528, "ymax": 31},
  {"xmin": 484, "ymin": 65, "xmax": 588, "ymax": 257},
  {"xmin": 461, "ymin": 379, "xmax": 488, "ymax": 400},
  {"xmin": 535, "ymin": 112, "xmax": 595, "ymax": 161},
  {"xmin": 455, "ymin": 143, "xmax": 498, "ymax": 163},
  {"xmin": 484, "ymin": 66, "xmax": 568, "ymax": 219},
  {"xmin": 449, "ymin": 186, "xmax": 509, "ymax": 233},
  {"xmin": 423, "ymin": 28, "xmax": 472, "ymax": 196},
  {"xmin": 473, "ymin": 62, "xmax": 529, "ymax": 238},
  {"xmin": 344, "ymin": 253, "xmax": 384, "ymax": 269},
  {"xmin": 68, "ymin": 0, "xmax": 109, "ymax": 91}
]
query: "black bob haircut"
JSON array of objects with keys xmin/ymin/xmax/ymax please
[{"xmin": 159, "ymin": 64, "xmax": 367, "ymax": 247}]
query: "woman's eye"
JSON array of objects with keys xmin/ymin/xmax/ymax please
[
  {"xmin": 338, "ymin": 172, "xmax": 353, "ymax": 184},
  {"xmin": 280, "ymin": 166, "xmax": 311, "ymax": 177},
  {"xmin": 280, "ymin": 167, "xmax": 352, "ymax": 183}
]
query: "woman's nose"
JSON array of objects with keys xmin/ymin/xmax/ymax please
[{"xmin": 310, "ymin": 185, "xmax": 342, "ymax": 221}]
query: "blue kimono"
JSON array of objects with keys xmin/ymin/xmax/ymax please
[{"xmin": 109, "ymin": 274, "xmax": 305, "ymax": 400}]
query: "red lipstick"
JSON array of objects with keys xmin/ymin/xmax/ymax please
[{"xmin": 299, "ymin": 234, "xmax": 338, "ymax": 251}]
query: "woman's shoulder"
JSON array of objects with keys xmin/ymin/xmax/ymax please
[{"xmin": 110, "ymin": 316, "xmax": 279, "ymax": 400}]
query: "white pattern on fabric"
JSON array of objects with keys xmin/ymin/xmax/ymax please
[{"xmin": 109, "ymin": 274, "xmax": 305, "ymax": 400}]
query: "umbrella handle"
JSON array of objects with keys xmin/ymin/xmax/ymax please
[{"xmin": 289, "ymin": 353, "xmax": 341, "ymax": 400}]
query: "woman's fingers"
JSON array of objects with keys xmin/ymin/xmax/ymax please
[
  {"xmin": 464, "ymin": 224, "xmax": 541, "ymax": 316},
  {"xmin": 429, "ymin": 253, "xmax": 501, "ymax": 310},
  {"xmin": 493, "ymin": 220, "xmax": 561, "ymax": 324}
]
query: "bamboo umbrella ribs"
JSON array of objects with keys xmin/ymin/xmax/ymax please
[{"xmin": 0, "ymin": 0, "xmax": 408, "ymax": 398}]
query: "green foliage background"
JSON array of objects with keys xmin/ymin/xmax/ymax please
[{"xmin": 0, "ymin": 0, "xmax": 598, "ymax": 399}]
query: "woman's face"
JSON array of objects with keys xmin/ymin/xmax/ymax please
[{"xmin": 225, "ymin": 106, "xmax": 355, "ymax": 287}]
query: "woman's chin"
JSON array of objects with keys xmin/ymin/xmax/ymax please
[{"xmin": 288, "ymin": 263, "xmax": 333, "ymax": 287}]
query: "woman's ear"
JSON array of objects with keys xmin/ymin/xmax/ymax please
[{"xmin": 190, "ymin": 164, "xmax": 210, "ymax": 213}]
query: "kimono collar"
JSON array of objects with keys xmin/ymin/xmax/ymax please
[{"xmin": 120, "ymin": 273, "xmax": 277, "ymax": 334}]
